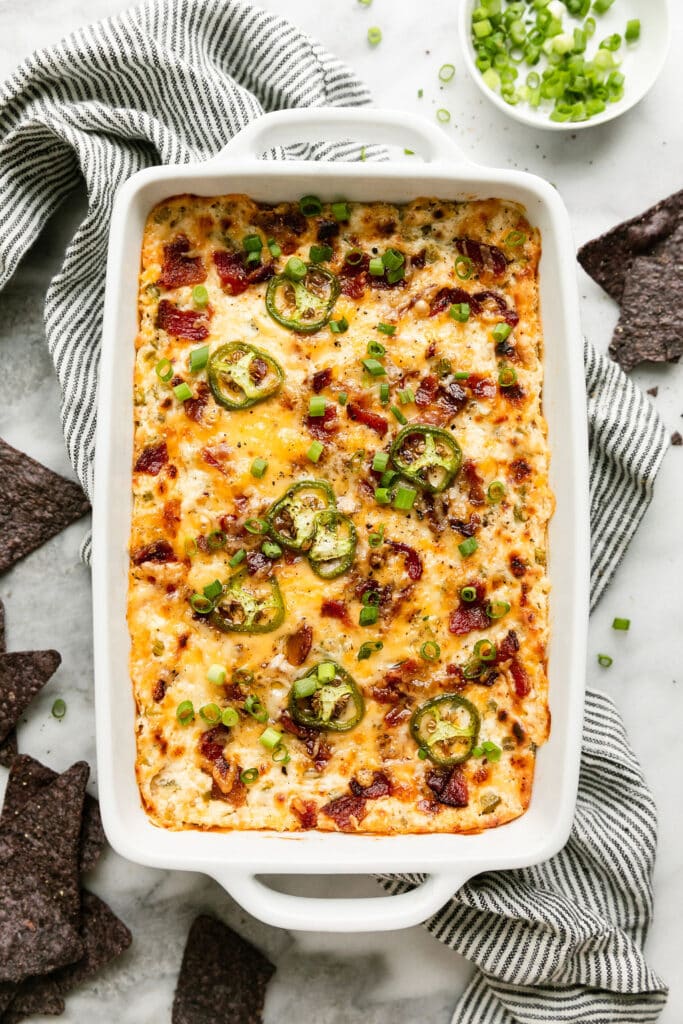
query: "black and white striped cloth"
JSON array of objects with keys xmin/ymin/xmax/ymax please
[{"xmin": 0, "ymin": 1, "xmax": 670, "ymax": 1021}]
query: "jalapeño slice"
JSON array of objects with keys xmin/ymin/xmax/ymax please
[
  {"xmin": 266, "ymin": 265, "xmax": 340, "ymax": 333},
  {"xmin": 208, "ymin": 342, "xmax": 284, "ymax": 410},
  {"xmin": 266, "ymin": 480, "xmax": 336, "ymax": 551},
  {"xmin": 208, "ymin": 570, "xmax": 285, "ymax": 634},
  {"xmin": 390, "ymin": 424, "xmax": 462, "ymax": 494},
  {"xmin": 410, "ymin": 693, "xmax": 480, "ymax": 765},
  {"xmin": 308, "ymin": 510, "xmax": 357, "ymax": 579},
  {"xmin": 289, "ymin": 662, "xmax": 364, "ymax": 732}
]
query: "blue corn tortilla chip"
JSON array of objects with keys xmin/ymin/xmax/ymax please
[
  {"xmin": 611, "ymin": 255, "xmax": 683, "ymax": 370},
  {"xmin": 172, "ymin": 914, "xmax": 275, "ymax": 1024},
  {"xmin": 0, "ymin": 438, "xmax": 90, "ymax": 574},
  {"xmin": 0, "ymin": 761, "xmax": 87, "ymax": 983},
  {"xmin": 0, "ymin": 599, "xmax": 14, "ymax": 767},
  {"xmin": 0, "ymin": 649, "xmax": 61, "ymax": 746}
]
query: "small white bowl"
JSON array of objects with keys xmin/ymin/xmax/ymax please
[{"xmin": 459, "ymin": 0, "xmax": 671, "ymax": 130}]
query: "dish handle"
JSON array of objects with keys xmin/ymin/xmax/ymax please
[
  {"xmin": 208, "ymin": 106, "xmax": 474, "ymax": 166},
  {"xmin": 212, "ymin": 870, "xmax": 463, "ymax": 932}
]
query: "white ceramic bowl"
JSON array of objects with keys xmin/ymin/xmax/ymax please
[
  {"xmin": 92, "ymin": 107, "xmax": 590, "ymax": 932},
  {"xmin": 459, "ymin": 0, "xmax": 671, "ymax": 130}
]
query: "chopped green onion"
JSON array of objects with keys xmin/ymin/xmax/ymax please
[
  {"xmin": 306, "ymin": 440, "xmax": 324, "ymax": 463},
  {"xmin": 267, "ymin": 238, "xmax": 282, "ymax": 258},
  {"xmin": 243, "ymin": 234, "xmax": 262, "ymax": 253},
  {"xmin": 455, "ymin": 256, "xmax": 473, "ymax": 280},
  {"xmin": 192, "ymin": 284, "xmax": 209, "ymax": 308},
  {"xmin": 318, "ymin": 662, "xmax": 336, "ymax": 682},
  {"xmin": 207, "ymin": 529, "xmax": 227, "ymax": 550},
  {"xmin": 481, "ymin": 740, "xmax": 502, "ymax": 763},
  {"xmin": 367, "ymin": 339, "xmax": 386, "ymax": 357},
  {"xmin": 250, "ymin": 457, "xmax": 268, "ymax": 479},
  {"xmin": 272, "ymin": 743, "xmax": 290, "ymax": 764},
  {"xmin": 245, "ymin": 250, "xmax": 261, "ymax": 266},
  {"xmin": 460, "ymin": 586, "xmax": 478, "ymax": 603},
  {"xmin": 487, "ymin": 599, "xmax": 511, "ymax": 620},
  {"xmin": 199, "ymin": 702, "xmax": 222, "ymax": 725},
  {"xmin": 240, "ymin": 768, "xmax": 259, "ymax": 784},
  {"xmin": 487, "ymin": 480, "xmax": 506, "ymax": 503},
  {"xmin": 285, "ymin": 256, "xmax": 307, "ymax": 282},
  {"xmin": 404, "ymin": 148, "xmax": 415, "ymax": 155},
  {"xmin": 382, "ymin": 248, "xmax": 404, "ymax": 271},
  {"xmin": 397, "ymin": 387, "xmax": 415, "ymax": 406},
  {"xmin": 379, "ymin": 382, "xmax": 390, "ymax": 404},
  {"xmin": 377, "ymin": 322, "xmax": 396, "ymax": 335},
  {"xmin": 176, "ymin": 700, "xmax": 195, "ymax": 725},
  {"xmin": 625, "ymin": 19, "xmax": 640, "ymax": 43},
  {"xmin": 453, "ymin": 370, "xmax": 470, "ymax": 380},
  {"xmin": 332, "ymin": 201, "xmax": 350, "ymax": 222},
  {"xmin": 592, "ymin": 0, "xmax": 615, "ymax": 13},
  {"xmin": 439, "ymin": 63, "xmax": 456, "ymax": 83},
  {"xmin": 51, "ymin": 698, "xmax": 66, "ymax": 719},
  {"xmin": 244, "ymin": 518, "xmax": 267, "ymax": 534},
  {"xmin": 498, "ymin": 366, "xmax": 518, "ymax": 388},
  {"xmin": 449, "ymin": 302, "xmax": 470, "ymax": 322},
  {"xmin": 359, "ymin": 604, "xmax": 379, "ymax": 626},
  {"xmin": 358, "ymin": 0, "xmax": 372, "ymax": 5},
  {"xmin": 362, "ymin": 358, "xmax": 386, "ymax": 377},
  {"xmin": 505, "ymin": 230, "xmax": 527, "ymax": 248},
  {"xmin": 261, "ymin": 540, "xmax": 282, "ymax": 559},
  {"xmin": 244, "ymin": 694, "xmax": 268, "ymax": 723},
  {"xmin": 492, "ymin": 322, "xmax": 512, "ymax": 342},
  {"xmin": 374, "ymin": 486, "xmax": 391, "ymax": 505},
  {"xmin": 203, "ymin": 579, "xmax": 223, "ymax": 601},
  {"xmin": 372, "ymin": 451, "xmax": 389, "ymax": 473},
  {"xmin": 390, "ymin": 405, "xmax": 407, "ymax": 425},
  {"xmin": 207, "ymin": 663, "xmax": 227, "ymax": 685},
  {"xmin": 368, "ymin": 26, "xmax": 382, "ymax": 46},
  {"xmin": 190, "ymin": 593, "xmax": 214, "ymax": 614},
  {"xmin": 418, "ymin": 747, "xmax": 428, "ymax": 760},
  {"xmin": 294, "ymin": 676, "xmax": 318, "ymax": 699},
  {"xmin": 393, "ymin": 485, "xmax": 417, "ymax": 511},
  {"xmin": 418, "ymin": 88, "xmax": 423, "ymax": 98},
  {"xmin": 221, "ymin": 706, "xmax": 239, "ymax": 727},
  {"xmin": 358, "ymin": 640, "xmax": 383, "ymax": 660},
  {"xmin": 260, "ymin": 726, "xmax": 283, "ymax": 750},
  {"xmin": 436, "ymin": 108, "xmax": 451, "ymax": 123},
  {"xmin": 474, "ymin": 638, "xmax": 497, "ymax": 662},
  {"xmin": 330, "ymin": 317, "xmax": 349, "ymax": 334},
  {"xmin": 368, "ymin": 525, "xmax": 384, "ymax": 548},
  {"xmin": 310, "ymin": 244, "xmax": 333, "ymax": 264},
  {"xmin": 309, "ymin": 395, "xmax": 326, "ymax": 417},
  {"xmin": 420, "ymin": 640, "xmax": 441, "ymax": 661},
  {"xmin": 473, "ymin": 18, "xmax": 493, "ymax": 39},
  {"xmin": 612, "ymin": 617, "xmax": 630, "ymax": 631},
  {"xmin": 173, "ymin": 382, "xmax": 193, "ymax": 402},
  {"xmin": 299, "ymin": 195, "xmax": 322, "ymax": 216},
  {"xmin": 368, "ymin": 256, "xmax": 385, "ymax": 276},
  {"xmin": 597, "ymin": 653, "xmax": 613, "ymax": 668},
  {"xmin": 337, "ymin": 391, "xmax": 348, "ymax": 405},
  {"xmin": 459, "ymin": 537, "xmax": 478, "ymax": 558},
  {"xmin": 184, "ymin": 537, "xmax": 198, "ymax": 557},
  {"xmin": 155, "ymin": 358, "xmax": 173, "ymax": 383},
  {"xmin": 189, "ymin": 345, "xmax": 209, "ymax": 373}
]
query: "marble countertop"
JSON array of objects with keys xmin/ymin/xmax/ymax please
[{"xmin": 0, "ymin": 1, "xmax": 681, "ymax": 1021}]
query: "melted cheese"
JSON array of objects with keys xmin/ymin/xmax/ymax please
[{"xmin": 129, "ymin": 194, "xmax": 552, "ymax": 834}]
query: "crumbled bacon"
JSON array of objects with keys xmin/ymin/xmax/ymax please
[
  {"xmin": 198, "ymin": 725, "xmax": 230, "ymax": 764},
  {"xmin": 246, "ymin": 550, "xmax": 271, "ymax": 576},
  {"xmin": 312, "ymin": 368, "xmax": 333, "ymax": 393},
  {"xmin": 509, "ymin": 554, "xmax": 527, "ymax": 578},
  {"xmin": 158, "ymin": 234, "xmax": 206, "ymax": 289},
  {"xmin": 415, "ymin": 374, "xmax": 439, "ymax": 406},
  {"xmin": 211, "ymin": 758, "xmax": 247, "ymax": 806},
  {"xmin": 384, "ymin": 705, "xmax": 411, "ymax": 726},
  {"xmin": 156, "ymin": 299, "xmax": 210, "ymax": 340},
  {"xmin": 201, "ymin": 444, "xmax": 231, "ymax": 473},
  {"xmin": 501, "ymin": 383, "xmax": 526, "ymax": 404},
  {"xmin": 134, "ymin": 441, "xmax": 168, "ymax": 475},
  {"xmin": 131, "ymin": 539, "xmax": 176, "ymax": 565},
  {"xmin": 467, "ymin": 374, "xmax": 497, "ymax": 400},
  {"xmin": 461, "ymin": 460, "xmax": 486, "ymax": 505},
  {"xmin": 448, "ymin": 580, "xmax": 489, "ymax": 636},
  {"xmin": 152, "ymin": 679, "xmax": 167, "ymax": 702},
  {"xmin": 346, "ymin": 401, "xmax": 388, "ymax": 437},
  {"xmin": 497, "ymin": 629, "xmax": 520, "ymax": 661},
  {"xmin": 320, "ymin": 793, "xmax": 368, "ymax": 831},
  {"xmin": 371, "ymin": 680, "xmax": 402, "ymax": 704},
  {"xmin": 280, "ymin": 711, "xmax": 331, "ymax": 771},
  {"xmin": 349, "ymin": 771, "xmax": 392, "ymax": 799},
  {"xmin": 316, "ymin": 219, "xmax": 339, "ymax": 243},
  {"xmin": 429, "ymin": 286, "xmax": 471, "ymax": 317},
  {"xmin": 426, "ymin": 766, "xmax": 469, "ymax": 807},
  {"xmin": 510, "ymin": 658, "xmax": 531, "ymax": 698},
  {"xmin": 339, "ymin": 252, "xmax": 369, "ymax": 298},
  {"xmin": 321, "ymin": 599, "xmax": 351, "ymax": 626},
  {"xmin": 455, "ymin": 237, "xmax": 507, "ymax": 277},
  {"xmin": 448, "ymin": 513, "xmax": 480, "ymax": 538},
  {"xmin": 386, "ymin": 540, "xmax": 423, "ymax": 581},
  {"xmin": 471, "ymin": 289, "xmax": 519, "ymax": 327},
  {"xmin": 306, "ymin": 404, "xmax": 338, "ymax": 439},
  {"xmin": 285, "ymin": 623, "xmax": 313, "ymax": 667},
  {"xmin": 184, "ymin": 381, "xmax": 210, "ymax": 423},
  {"xmin": 213, "ymin": 250, "xmax": 274, "ymax": 295},
  {"xmin": 510, "ymin": 458, "xmax": 531, "ymax": 482},
  {"xmin": 411, "ymin": 249, "xmax": 427, "ymax": 269},
  {"xmin": 291, "ymin": 799, "xmax": 318, "ymax": 830}
]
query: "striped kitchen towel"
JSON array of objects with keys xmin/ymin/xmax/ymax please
[{"xmin": 0, "ymin": 1, "xmax": 670, "ymax": 1021}]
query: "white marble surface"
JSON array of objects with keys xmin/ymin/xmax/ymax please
[{"xmin": 0, "ymin": 1, "xmax": 681, "ymax": 1021}]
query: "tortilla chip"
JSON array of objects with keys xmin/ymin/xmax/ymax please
[
  {"xmin": 577, "ymin": 190, "xmax": 683, "ymax": 303},
  {"xmin": 0, "ymin": 761, "xmax": 87, "ymax": 983},
  {"xmin": 1, "ymin": 754, "xmax": 105, "ymax": 875},
  {"xmin": 0, "ymin": 649, "xmax": 61, "ymax": 745},
  {"xmin": 0, "ymin": 438, "xmax": 90, "ymax": 574},
  {"xmin": 0, "ymin": 977, "xmax": 64, "ymax": 1022},
  {"xmin": 172, "ymin": 914, "xmax": 275, "ymax": 1024},
  {"xmin": 609, "ymin": 256, "xmax": 683, "ymax": 369},
  {"xmin": 0, "ymin": 600, "xmax": 15, "ymax": 767}
]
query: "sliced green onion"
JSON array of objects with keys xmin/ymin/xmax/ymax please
[
  {"xmin": 267, "ymin": 238, "xmax": 282, "ymax": 258},
  {"xmin": 372, "ymin": 451, "xmax": 389, "ymax": 473},
  {"xmin": 358, "ymin": 640, "xmax": 383, "ymax": 660},
  {"xmin": 207, "ymin": 663, "xmax": 227, "ymax": 685},
  {"xmin": 487, "ymin": 480, "xmax": 506, "ymax": 503},
  {"xmin": 332, "ymin": 201, "xmax": 350, "ymax": 222},
  {"xmin": 449, "ymin": 302, "xmax": 470, "ymax": 322},
  {"xmin": 318, "ymin": 662, "xmax": 336, "ymax": 682},
  {"xmin": 207, "ymin": 530, "xmax": 227, "ymax": 550},
  {"xmin": 439, "ymin": 63, "xmax": 456, "ymax": 83},
  {"xmin": 505, "ymin": 230, "xmax": 527, "ymax": 248},
  {"xmin": 189, "ymin": 345, "xmax": 209, "ymax": 373},
  {"xmin": 377, "ymin": 322, "xmax": 396, "ymax": 335},
  {"xmin": 299, "ymin": 195, "xmax": 322, "ymax": 216},
  {"xmin": 261, "ymin": 540, "xmax": 282, "ymax": 560},
  {"xmin": 592, "ymin": 0, "xmax": 615, "ymax": 13},
  {"xmin": 190, "ymin": 594, "xmax": 214, "ymax": 614},
  {"xmin": 260, "ymin": 726, "xmax": 283, "ymax": 750},
  {"xmin": 308, "ymin": 395, "xmax": 326, "ymax": 417},
  {"xmin": 368, "ymin": 26, "xmax": 382, "ymax": 46},
  {"xmin": 330, "ymin": 317, "xmax": 349, "ymax": 334},
  {"xmin": 294, "ymin": 676, "xmax": 318, "ymax": 699},
  {"xmin": 155, "ymin": 357, "xmax": 173, "ymax": 382},
  {"xmin": 612, "ymin": 617, "xmax": 630, "ymax": 631},
  {"xmin": 359, "ymin": 604, "xmax": 379, "ymax": 626},
  {"xmin": 184, "ymin": 537, "xmax": 198, "ymax": 557},
  {"xmin": 436, "ymin": 108, "xmax": 451, "ymax": 123},
  {"xmin": 192, "ymin": 284, "xmax": 209, "ymax": 308},
  {"xmin": 245, "ymin": 250, "xmax": 261, "ymax": 266},
  {"xmin": 420, "ymin": 640, "xmax": 441, "ymax": 661},
  {"xmin": 367, "ymin": 339, "xmax": 386, "ymax": 357},
  {"xmin": 51, "ymin": 698, "xmax": 66, "ymax": 719},
  {"xmin": 460, "ymin": 586, "xmax": 477, "ymax": 603},
  {"xmin": 362, "ymin": 358, "xmax": 386, "ymax": 377},
  {"xmin": 459, "ymin": 537, "xmax": 478, "ymax": 558},
  {"xmin": 250, "ymin": 457, "xmax": 268, "ymax": 479},
  {"xmin": 337, "ymin": 391, "xmax": 348, "ymax": 405},
  {"xmin": 487, "ymin": 599, "xmax": 511, "ymax": 620},
  {"xmin": 229, "ymin": 548, "xmax": 246, "ymax": 568},
  {"xmin": 285, "ymin": 256, "xmax": 307, "ymax": 282},
  {"xmin": 404, "ymin": 148, "xmax": 414, "ymax": 155},
  {"xmin": 390, "ymin": 405, "xmax": 407, "ymax": 425},
  {"xmin": 374, "ymin": 486, "xmax": 391, "ymax": 505},
  {"xmin": 243, "ymin": 234, "xmax": 262, "ymax": 253},
  {"xmin": 453, "ymin": 370, "xmax": 470, "ymax": 380},
  {"xmin": 244, "ymin": 518, "xmax": 267, "ymax": 534},
  {"xmin": 625, "ymin": 19, "xmax": 640, "ymax": 43},
  {"xmin": 221, "ymin": 707, "xmax": 239, "ymax": 727},
  {"xmin": 474, "ymin": 638, "xmax": 497, "ymax": 662},
  {"xmin": 176, "ymin": 700, "xmax": 195, "ymax": 725},
  {"xmin": 397, "ymin": 387, "xmax": 415, "ymax": 406},
  {"xmin": 597, "ymin": 653, "xmax": 613, "ymax": 668},
  {"xmin": 481, "ymin": 740, "xmax": 502, "ymax": 763},
  {"xmin": 173, "ymin": 382, "xmax": 193, "ymax": 402},
  {"xmin": 203, "ymin": 579, "xmax": 223, "ymax": 601},
  {"xmin": 244, "ymin": 694, "xmax": 268, "ymax": 723},
  {"xmin": 418, "ymin": 747, "xmax": 428, "ymax": 760},
  {"xmin": 306, "ymin": 440, "xmax": 324, "ymax": 463},
  {"xmin": 379, "ymin": 382, "xmax": 390, "ymax": 404},
  {"xmin": 492, "ymin": 322, "xmax": 512, "ymax": 342},
  {"xmin": 393, "ymin": 485, "xmax": 417, "ymax": 511},
  {"xmin": 368, "ymin": 256, "xmax": 385, "ymax": 276},
  {"xmin": 272, "ymin": 743, "xmax": 290, "ymax": 764},
  {"xmin": 382, "ymin": 249, "xmax": 404, "ymax": 271},
  {"xmin": 455, "ymin": 256, "xmax": 473, "ymax": 280},
  {"xmin": 240, "ymin": 768, "xmax": 259, "ymax": 784},
  {"xmin": 233, "ymin": 668, "xmax": 254, "ymax": 686},
  {"xmin": 498, "ymin": 366, "xmax": 518, "ymax": 388},
  {"xmin": 199, "ymin": 702, "xmax": 222, "ymax": 725},
  {"xmin": 310, "ymin": 244, "xmax": 333, "ymax": 264}
]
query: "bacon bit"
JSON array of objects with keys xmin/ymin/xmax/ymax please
[
  {"xmin": 455, "ymin": 237, "xmax": 507, "ymax": 278},
  {"xmin": 429, "ymin": 286, "xmax": 471, "ymax": 317},
  {"xmin": 312, "ymin": 368, "xmax": 333, "ymax": 393},
  {"xmin": 184, "ymin": 381, "xmax": 210, "ymax": 423},
  {"xmin": 510, "ymin": 658, "xmax": 531, "ymax": 698},
  {"xmin": 156, "ymin": 299, "xmax": 210, "ymax": 340},
  {"xmin": 280, "ymin": 711, "xmax": 332, "ymax": 771},
  {"xmin": 471, "ymin": 290, "xmax": 519, "ymax": 327},
  {"xmin": 320, "ymin": 793, "xmax": 368, "ymax": 831},
  {"xmin": 213, "ymin": 250, "xmax": 274, "ymax": 295},
  {"xmin": 512, "ymin": 720, "xmax": 527, "ymax": 743},
  {"xmin": 321, "ymin": 599, "xmax": 351, "ymax": 626},
  {"xmin": 384, "ymin": 705, "xmax": 411, "ymax": 726},
  {"xmin": 152, "ymin": 679, "xmax": 167, "ymax": 702},
  {"xmin": 131, "ymin": 539, "xmax": 176, "ymax": 565},
  {"xmin": 198, "ymin": 725, "xmax": 230, "ymax": 764},
  {"xmin": 350, "ymin": 771, "xmax": 392, "ymax": 799},
  {"xmin": 306, "ymin": 403, "xmax": 338, "ymax": 440},
  {"xmin": 509, "ymin": 554, "xmax": 527, "ymax": 578},
  {"xmin": 467, "ymin": 374, "xmax": 497, "ymax": 400},
  {"xmin": 134, "ymin": 441, "xmax": 168, "ymax": 475},
  {"xmin": 462, "ymin": 460, "xmax": 486, "ymax": 505},
  {"xmin": 291, "ymin": 799, "xmax": 318, "ymax": 830},
  {"xmin": 339, "ymin": 273, "xmax": 366, "ymax": 299},
  {"xmin": 501, "ymin": 382, "xmax": 526, "ymax": 404},
  {"xmin": 317, "ymin": 219, "xmax": 339, "ymax": 243},
  {"xmin": 371, "ymin": 681, "xmax": 402, "ymax": 704},
  {"xmin": 201, "ymin": 446, "xmax": 229, "ymax": 473},
  {"xmin": 510, "ymin": 458, "xmax": 531, "ymax": 482},
  {"xmin": 415, "ymin": 374, "xmax": 439, "ymax": 407},
  {"xmin": 418, "ymin": 798, "xmax": 441, "ymax": 815},
  {"xmin": 346, "ymin": 401, "xmax": 388, "ymax": 437},
  {"xmin": 448, "ymin": 580, "xmax": 489, "ymax": 636},
  {"xmin": 448, "ymin": 513, "xmax": 480, "ymax": 538},
  {"xmin": 195, "ymin": 535, "xmax": 210, "ymax": 554},
  {"xmin": 386, "ymin": 540, "xmax": 423, "ymax": 581},
  {"xmin": 426, "ymin": 766, "xmax": 469, "ymax": 807},
  {"xmin": 158, "ymin": 234, "xmax": 206, "ymax": 289},
  {"xmin": 497, "ymin": 630, "xmax": 520, "ymax": 661},
  {"xmin": 162, "ymin": 499, "xmax": 181, "ymax": 534},
  {"xmin": 472, "ymin": 765, "xmax": 490, "ymax": 785},
  {"xmin": 285, "ymin": 623, "xmax": 313, "ymax": 667},
  {"xmin": 411, "ymin": 249, "xmax": 427, "ymax": 269},
  {"xmin": 246, "ymin": 550, "xmax": 271, "ymax": 576},
  {"xmin": 440, "ymin": 379, "xmax": 468, "ymax": 415},
  {"xmin": 211, "ymin": 758, "xmax": 247, "ymax": 806}
]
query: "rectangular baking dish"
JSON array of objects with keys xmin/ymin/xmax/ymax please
[{"xmin": 92, "ymin": 107, "xmax": 590, "ymax": 932}]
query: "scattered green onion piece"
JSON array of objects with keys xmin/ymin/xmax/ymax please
[
  {"xmin": 368, "ymin": 26, "xmax": 382, "ymax": 46},
  {"xmin": 245, "ymin": 695, "xmax": 268, "ymax": 723},
  {"xmin": 359, "ymin": 604, "xmax": 379, "ymax": 626},
  {"xmin": 592, "ymin": 0, "xmax": 615, "ymax": 13},
  {"xmin": 318, "ymin": 662, "xmax": 336, "ymax": 682},
  {"xmin": 368, "ymin": 525, "xmax": 385, "ymax": 548},
  {"xmin": 191, "ymin": 284, "xmax": 209, "ymax": 308},
  {"xmin": 481, "ymin": 740, "xmax": 502, "ymax": 762},
  {"xmin": 418, "ymin": 88, "xmax": 423, "ymax": 98},
  {"xmin": 487, "ymin": 480, "xmax": 506, "ymax": 503},
  {"xmin": 155, "ymin": 357, "xmax": 173, "ymax": 382},
  {"xmin": 272, "ymin": 743, "xmax": 290, "ymax": 764},
  {"xmin": 203, "ymin": 579, "xmax": 223, "ymax": 601},
  {"xmin": 474, "ymin": 639, "xmax": 497, "ymax": 662},
  {"xmin": 337, "ymin": 391, "xmax": 348, "ymax": 405},
  {"xmin": 261, "ymin": 540, "xmax": 282, "ymax": 559},
  {"xmin": 267, "ymin": 238, "xmax": 282, "ymax": 258},
  {"xmin": 492, "ymin": 322, "xmax": 512, "ymax": 342},
  {"xmin": 473, "ymin": 18, "xmax": 493, "ymax": 39},
  {"xmin": 449, "ymin": 302, "xmax": 470, "ymax": 322},
  {"xmin": 375, "ymin": 487, "xmax": 390, "ymax": 505},
  {"xmin": 390, "ymin": 405, "xmax": 407, "ymax": 425},
  {"xmin": 439, "ymin": 63, "xmax": 456, "ymax": 83},
  {"xmin": 250, "ymin": 457, "xmax": 268, "ymax": 479},
  {"xmin": 190, "ymin": 594, "xmax": 214, "ymax": 614},
  {"xmin": 459, "ymin": 537, "xmax": 478, "ymax": 558},
  {"xmin": 487, "ymin": 599, "xmax": 511, "ymax": 620},
  {"xmin": 260, "ymin": 726, "xmax": 283, "ymax": 750},
  {"xmin": 368, "ymin": 256, "xmax": 385, "ymax": 276},
  {"xmin": 436, "ymin": 108, "xmax": 451, "ymax": 123},
  {"xmin": 455, "ymin": 256, "xmax": 473, "ymax": 280},
  {"xmin": 221, "ymin": 707, "xmax": 239, "ymax": 727},
  {"xmin": 332, "ymin": 201, "xmax": 350, "ymax": 222},
  {"xmin": 299, "ymin": 195, "xmax": 322, "ymax": 216},
  {"xmin": 377, "ymin": 322, "xmax": 396, "ymax": 335},
  {"xmin": 404, "ymin": 148, "xmax": 415, "ymax": 156},
  {"xmin": 358, "ymin": 640, "xmax": 383, "ymax": 661},
  {"xmin": 294, "ymin": 676, "xmax": 318, "ymax": 699},
  {"xmin": 176, "ymin": 700, "xmax": 194, "ymax": 726},
  {"xmin": 418, "ymin": 747, "xmax": 428, "ymax": 760},
  {"xmin": 397, "ymin": 387, "xmax": 415, "ymax": 406},
  {"xmin": 51, "ymin": 698, "xmax": 67, "ymax": 719},
  {"xmin": 245, "ymin": 250, "xmax": 261, "ymax": 266},
  {"xmin": 498, "ymin": 366, "xmax": 518, "ymax": 388},
  {"xmin": 420, "ymin": 640, "xmax": 441, "ymax": 661},
  {"xmin": 372, "ymin": 451, "xmax": 389, "ymax": 473},
  {"xmin": 612, "ymin": 617, "xmax": 630, "ymax": 631},
  {"xmin": 244, "ymin": 518, "xmax": 266, "ymax": 534},
  {"xmin": 310, "ymin": 244, "xmax": 333, "ymax": 264},
  {"xmin": 393, "ymin": 485, "xmax": 417, "ymax": 511},
  {"xmin": 207, "ymin": 529, "xmax": 227, "ymax": 550},
  {"xmin": 173, "ymin": 382, "xmax": 193, "ymax": 402},
  {"xmin": 240, "ymin": 768, "xmax": 259, "ymax": 784},
  {"xmin": 453, "ymin": 370, "xmax": 470, "ymax": 380},
  {"xmin": 243, "ymin": 234, "xmax": 262, "ymax": 253},
  {"xmin": 358, "ymin": 0, "xmax": 372, "ymax": 5},
  {"xmin": 189, "ymin": 345, "xmax": 209, "ymax": 373},
  {"xmin": 308, "ymin": 395, "xmax": 326, "ymax": 417},
  {"xmin": 383, "ymin": 248, "xmax": 404, "ymax": 270},
  {"xmin": 363, "ymin": 358, "xmax": 386, "ymax": 377},
  {"xmin": 285, "ymin": 256, "xmax": 307, "ymax": 282},
  {"xmin": 199, "ymin": 702, "xmax": 222, "ymax": 725},
  {"xmin": 330, "ymin": 317, "xmax": 349, "ymax": 334},
  {"xmin": 207, "ymin": 663, "xmax": 227, "ymax": 685},
  {"xmin": 379, "ymin": 382, "xmax": 390, "ymax": 404},
  {"xmin": 625, "ymin": 19, "xmax": 640, "ymax": 43},
  {"xmin": 505, "ymin": 230, "xmax": 527, "ymax": 248},
  {"xmin": 307, "ymin": 440, "xmax": 324, "ymax": 464},
  {"xmin": 461, "ymin": 586, "xmax": 478, "ymax": 603},
  {"xmin": 184, "ymin": 537, "xmax": 198, "ymax": 557},
  {"xmin": 367, "ymin": 339, "xmax": 386, "ymax": 358},
  {"xmin": 597, "ymin": 653, "xmax": 613, "ymax": 668}
]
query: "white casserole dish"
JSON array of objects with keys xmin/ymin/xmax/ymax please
[{"xmin": 92, "ymin": 107, "xmax": 590, "ymax": 933}]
